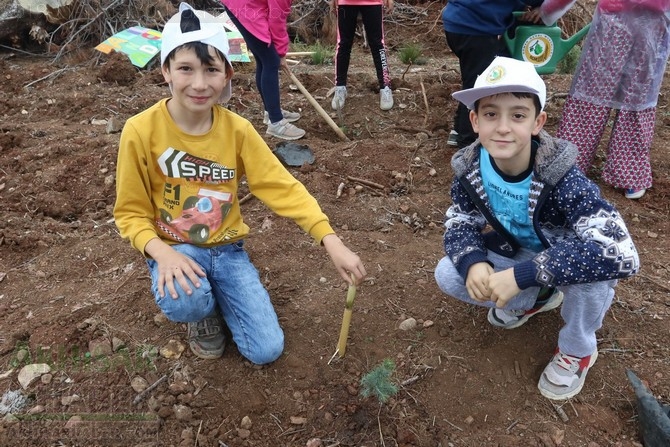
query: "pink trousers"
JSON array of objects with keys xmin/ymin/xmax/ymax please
[{"xmin": 557, "ymin": 97, "xmax": 655, "ymax": 190}]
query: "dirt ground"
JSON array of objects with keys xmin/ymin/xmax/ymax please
[{"xmin": 1, "ymin": 2, "xmax": 669, "ymax": 446}]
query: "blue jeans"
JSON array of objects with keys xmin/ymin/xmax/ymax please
[{"xmin": 147, "ymin": 241, "xmax": 284, "ymax": 365}]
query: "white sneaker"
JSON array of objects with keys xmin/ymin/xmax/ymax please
[
  {"xmin": 263, "ymin": 109, "xmax": 301, "ymax": 125},
  {"xmin": 379, "ymin": 86, "xmax": 393, "ymax": 111},
  {"xmin": 624, "ymin": 188, "xmax": 646, "ymax": 200},
  {"xmin": 538, "ymin": 348, "xmax": 598, "ymax": 400},
  {"xmin": 331, "ymin": 86, "xmax": 347, "ymax": 111},
  {"xmin": 447, "ymin": 130, "xmax": 459, "ymax": 146},
  {"xmin": 488, "ymin": 289, "xmax": 564, "ymax": 329},
  {"xmin": 266, "ymin": 119, "xmax": 306, "ymax": 140}
]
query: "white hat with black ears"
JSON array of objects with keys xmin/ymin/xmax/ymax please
[{"xmin": 160, "ymin": 2, "xmax": 233, "ymax": 102}]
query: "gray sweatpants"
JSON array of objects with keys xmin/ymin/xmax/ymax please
[{"xmin": 434, "ymin": 248, "xmax": 616, "ymax": 357}]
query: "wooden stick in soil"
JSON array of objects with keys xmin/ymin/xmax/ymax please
[
  {"xmin": 238, "ymin": 192, "xmax": 254, "ymax": 205},
  {"xmin": 552, "ymin": 403, "xmax": 570, "ymax": 422},
  {"xmin": 346, "ymin": 175, "xmax": 385, "ymax": 190},
  {"xmin": 285, "ymin": 52, "xmax": 316, "ymax": 57},
  {"xmin": 420, "ymin": 79, "xmax": 429, "ymax": 128},
  {"xmin": 331, "ymin": 274, "xmax": 357, "ymax": 360},
  {"xmin": 133, "ymin": 374, "xmax": 168, "ymax": 405},
  {"xmin": 286, "ymin": 70, "xmax": 350, "ymax": 142}
]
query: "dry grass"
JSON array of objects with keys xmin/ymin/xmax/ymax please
[{"xmin": 17, "ymin": 0, "xmax": 597, "ymax": 63}]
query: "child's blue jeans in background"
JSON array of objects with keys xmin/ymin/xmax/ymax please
[
  {"xmin": 435, "ymin": 248, "xmax": 616, "ymax": 358},
  {"xmin": 147, "ymin": 241, "xmax": 284, "ymax": 365}
]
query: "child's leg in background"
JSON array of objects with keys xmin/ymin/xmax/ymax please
[
  {"xmin": 599, "ymin": 12, "xmax": 667, "ymax": 192},
  {"xmin": 434, "ymin": 249, "xmax": 544, "ymax": 311},
  {"xmin": 359, "ymin": 5, "xmax": 391, "ymax": 89},
  {"xmin": 558, "ymin": 13, "xmax": 633, "ymax": 175},
  {"xmin": 602, "ymin": 108, "xmax": 655, "ymax": 190},
  {"xmin": 334, "ymin": 5, "xmax": 360, "ymax": 87},
  {"xmin": 226, "ymin": 11, "xmax": 283, "ymax": 123},
  {"xmin": 556, "ymin": 97, "xmax": 610, "ymax": 174},
  {"xmin": 556, "ymin": 280, "xmax": 616, "ymax": 358},
  {"xmin": 444, "ymin": 32, "xmax": 508, "ymax": 148}
]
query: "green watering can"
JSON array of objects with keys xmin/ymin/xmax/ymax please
[{"xmin": 505, "ymin": 11, "xmax": 591, "ymax": 74}]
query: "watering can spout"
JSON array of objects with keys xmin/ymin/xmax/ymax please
[{"xmin": 555, "ymin": 23, "xmax": 591, "ymax": 62}]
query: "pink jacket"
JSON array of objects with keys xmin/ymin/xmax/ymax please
[
  {"xmin": 221, "ymin": 0, "xmax": 292, "ymax": 57},
  {"xmin": 540, "ymin": 0, "xmax": 669, "ymax": 24},
  {"xmin": 337, "ymin": 0, "xmax": 383, "ymax": 5},
  {"xmin": 598, "ymin": 0, "xmax": 670, "ymax": 12}
]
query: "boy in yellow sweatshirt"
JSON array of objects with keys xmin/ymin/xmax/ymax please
[{"xmin": 114, "ymin": 3, "xmax": 366, "ymax": 363}]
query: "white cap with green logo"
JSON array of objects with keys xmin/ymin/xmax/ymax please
[{"xmin": 452, "ymin": 56, "xmax": 546, "ymax": 111}]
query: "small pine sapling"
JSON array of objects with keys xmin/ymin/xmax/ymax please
[
  {"xmin": 360, "ymin": 358, "xmax": 399, "ymax": 404},
  {"xmin": 398, "ymin": 43, "xmax": 423, "ymax": 81}
]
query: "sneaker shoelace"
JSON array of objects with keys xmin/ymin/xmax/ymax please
[
  {"xmin": 270, "ymin": 120, "xmax": 289, "ymax": 130},
  {"xmin": 502, "ymin": 292, "xmax": 555, "ymax": 318},
  {"xmin": 190, "ymin": 317, "xmax": 221, "ymax": 338},
  {"xmin": 503, "ymin": 308, "xmax": 526, "ymax": 317},
  {"xmin": 280, "ymin": 121, "xmax": 299, "ymax": 132},
  {"xmin": 553, "ymin": 351, "xmax": 581, "ymax": 373}
]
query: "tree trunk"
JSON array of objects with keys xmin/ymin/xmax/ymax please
[{"xmin": 0, "ymin": 0, "xmax": 74, "ymax": 43}]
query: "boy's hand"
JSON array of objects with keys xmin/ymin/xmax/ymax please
[
  {"xmin": 329, "ymin": 0, "xmax": 337, "ymax": 14},
  {"xmin": 520, "ymin": 7, "xmax": 542, "ymax": 24},
  {"xmin": 384, "ymin": 0, "xmax": 394, "ymax": 13},
  {"xmin": 145, "ymin": 238, "xmax": 206, "ymax": 299},
  {"xmin": 465, "ymin": 262, "xmax": 494, "ymax": 302},
  {"xmin": 487, "ymin": 268, "xmax": 521, "ymax": 308},
  {"xmin": 322, "ymin": 234, "xmax": 367, "ymax": 285}
]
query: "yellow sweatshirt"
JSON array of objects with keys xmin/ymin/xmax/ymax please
[{"xmin": 114, "ymin": 99, "xmax": 334, "ymax": 255}]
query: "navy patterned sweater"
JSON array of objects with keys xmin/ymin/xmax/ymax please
[{"xmin": 443, "ymin": 130, "xmax": 640, "ymax": 290}]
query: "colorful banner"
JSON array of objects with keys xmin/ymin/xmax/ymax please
[
  {"xmin": 95, "ymin": 16, "xmax": 251, "ymax": 67},
  {"xmin": 218, "ymin": 12, "xmax": 251, "ymax": 63},
  {"xmin": 95, "ymin": 26, "xmax": 161, "ymax": 68}
]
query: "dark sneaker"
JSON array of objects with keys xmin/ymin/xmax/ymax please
[
  {"xmin": 488, "ymin": 288, "xmax": 563, "ymax": 329},
  {"xmin": 538, "ymin": 348, "xmax": 598, "ymax": 400},
  {"xmin": 263, "ymin": 109, "xmax": 301, "ymax": 125},
  {"xmin": 447, "ymin": 130, "xmax": 459, "ymax": 146},
  {"xmin": 187, "ymin": 312, "xmax": 226, "ymax": 359}
]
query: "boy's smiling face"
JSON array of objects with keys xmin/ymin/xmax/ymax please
[
  {"xmin": 470, "ymin": 93, "xmax": 547, "ymax": 176},
  {"xmin": 162, "ymin": 45, "xmax": 231, "ymax": 118}
]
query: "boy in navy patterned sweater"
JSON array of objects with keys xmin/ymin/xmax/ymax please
[{"xmin": 434, "ymin": 57, "xmax": 639, "ymax": 400}]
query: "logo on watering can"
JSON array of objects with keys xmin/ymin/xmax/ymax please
[{"xmin": 521, "ymin": 33, "xmax": 554, "ymax": 67}]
